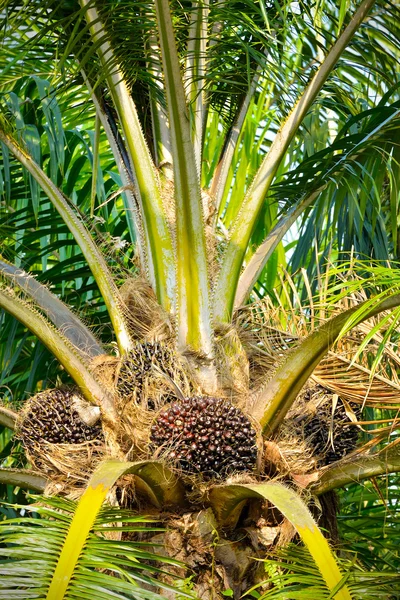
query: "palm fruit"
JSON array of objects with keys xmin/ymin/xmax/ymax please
[
  {"xmin": 150, "ymin": 396, "xmax": 258, "ymax": 479},
  {"xmin": 117, "ymin": 341, "xmax": 174, "ymax": 399},
  {"xmin": 302, "ymin": 400, "xmax": 360, "ymax": 465},
  {"xmin": 18, "ymin": 388, "xmax": 103, "ymax": 447}
]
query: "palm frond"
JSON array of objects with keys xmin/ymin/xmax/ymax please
[
  {"xmin": 0, "ymin": 494, "xmax": 191, "ymax": 599},
  {"xmin": 1, "ymin": 0, "xmax": 400, "ymax": 593},
  {"xmin": 154, "ymin": 0, "xmax": 212, "ymax": 356},
  {"xmin": 310, "ymin": 445, "xmax": 400, "ymax": 496},
  {"xmin": 0, "ymin": 459, "xmax": 190, "ymax": 598},
  {"xmin": 0, "ymin": 284, "xmax": 115, "ymax": 418},
  {"xmin": 247, "ymin": 543, "xmax": 400, "ymax": 599},
  {"xmin": 253, "ymin": 291, "xmax": 400, "ymax": 434},
  {"xmin": 0, "ymin": 257, "xmax": 104, "ymax": 359},
  {"xmin": 0, "ymin": 76, "xmax": 135, "ymax": 338},
  {"xmin": 238, "ymin": 266, "xmax": 400, "ymax": 462},
  {"xmin": 0, "ymin": 122, "xmax": 134, "ymax": 355},
  {"xmin": 0, "ymin": 468, "xmax": 47, "ymax": 491},
  {"xmin": 338, "ymin": 475, "xmax": 400, "ymax": 572},
  {"xmin": 236, "ymin": 96, "xmax": 400, "ymax": 306},
  {"xmin": 214, "ymin": 0, "xmax": 377, "ymax": 323},
  {"xmin": 0, "ymin": 310, "xmax": 58, "ymax": 408}
]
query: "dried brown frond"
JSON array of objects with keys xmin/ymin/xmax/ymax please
[
  {"xmin": 313, "ymin": 352, "xmax": 400, "ymax": 409},
  {"xmin": 235, "ymin": 299, "xmax": 299, "ymax": 391},
  {"xmin": 236, "ymin": 267, "xmax": 400, "ymax": 442}
]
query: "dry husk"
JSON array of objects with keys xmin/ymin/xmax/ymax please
[
  {"xmin": 25, "ymin": 439, "xmax": 107, "ymax": 499},
  {"xmin": 119, "ymin": 277, "xmax": 174, "ymax": 342}
]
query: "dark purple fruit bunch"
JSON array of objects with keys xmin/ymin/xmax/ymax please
[
  {"xmin": 150, "ymin": 396, "xmax": 258, "ymax": 479},
  {"xmin": 18, "ymin": 388, "xmax": 103, "ymax": 447},
  {"xmin": 117, "ymin": 342, "xmax": 173, "ymax": 399},
  {"xmin": 302, "ymin": 400, "xmax": 360, "ymax": 466}
]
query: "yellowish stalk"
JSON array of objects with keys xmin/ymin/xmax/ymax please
[
  {"xmin": 46, "ymin": 459, "xmax": 185, "ymax": 600},
  {"xmin": 210, "ymin": 482, "xmax": 352, "ymax": 599}
]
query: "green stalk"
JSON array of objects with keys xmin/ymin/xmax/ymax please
[
  {"xmin": 184, "ymin": 0, "xmax": 209, "ymax": 174},
  {"xmin": 311, "ymin": 449, "xmax": 400, "ymax": 496},
  {"xmin": 0, "ymin": 468, "xmax": 47, "ymax": 492},
  {"xmin": 80, "ymin": 0, "xmax": 175, "ymax": 313},
  {"xmin": 214, "ymin": 0, "xmax": 376, "ymax": 322},
  {"xmin": 0, "ymin": 257, "xmax": 104, "ymax": 358},
  {"xmin": 154, "ymin": 0, "xmax": 213, "ymax": 356},
  {"xmin": 0, "ymin": 129, "xmax": 132, "ymax": 356},
  {"xmin": 255, "ymin": 292, "xmax": 400, "ymax": 435},
  {"xmin": 0, "ymin": 405, "xmax": 17, "ymax": 430},
  {"xmin": 0, "ymin": 288, "xmax": 116, "ymax": 420}
]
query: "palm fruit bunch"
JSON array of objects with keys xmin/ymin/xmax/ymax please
[
  {"xmin": 150, "ymin": 396, "xmax": 258, "ymax": 479},
  {"xmin": 18, "ymin": 388, "xmax": 103, "ymax": 448},
  {"xmin": 302, "ymin": 399, "xmax": 360, "ymax": 465},
  {"xmin": 117, "ymin": 341, "xmax": 174, "ymax": 399}
]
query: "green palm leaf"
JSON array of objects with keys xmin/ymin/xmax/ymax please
[
  {"xmin": 0, "ymin": 460, "xmax": 189, "ymax": 599},
  {"xmin": 247, "ymin": 543, "xmax": 400, "ymax": 599}
]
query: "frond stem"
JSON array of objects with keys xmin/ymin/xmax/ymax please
[
  {"xmin": 311, "ymin": 449, "xmax": 400, "ymax": 495},
  {"xmin": 214, "ymin": 0, "xmax": 376, "ymax": 323},
  {"xmin": 80, "ymin": 0, "xmax": 176, "ymax": 312},
  {"xmin": 154, "ymin": 0, "xmax": 213, "ymax": 357},
  {"xmin": 255, "ymin": 291, "xmax": 400, "ymax": 435},
  {"xmin": 0, "ymin": 129, "xmax": 133, "ymax": 356},
  {"xmin": 0, "ymin": 257, "xmax": 105, "ymax": 359},
  {"xmin": 0, "ymin": 288, "xmax": 116, "ymax": 421}
]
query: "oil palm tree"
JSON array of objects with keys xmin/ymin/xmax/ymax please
[{"xmin": 1, "ymin": 0, "xmax": 400, "ymax": 597}]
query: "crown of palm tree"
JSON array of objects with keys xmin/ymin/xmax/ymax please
[{"xmin": 1, "ymin": 0, "xmax": 400, "ymax": 597}]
